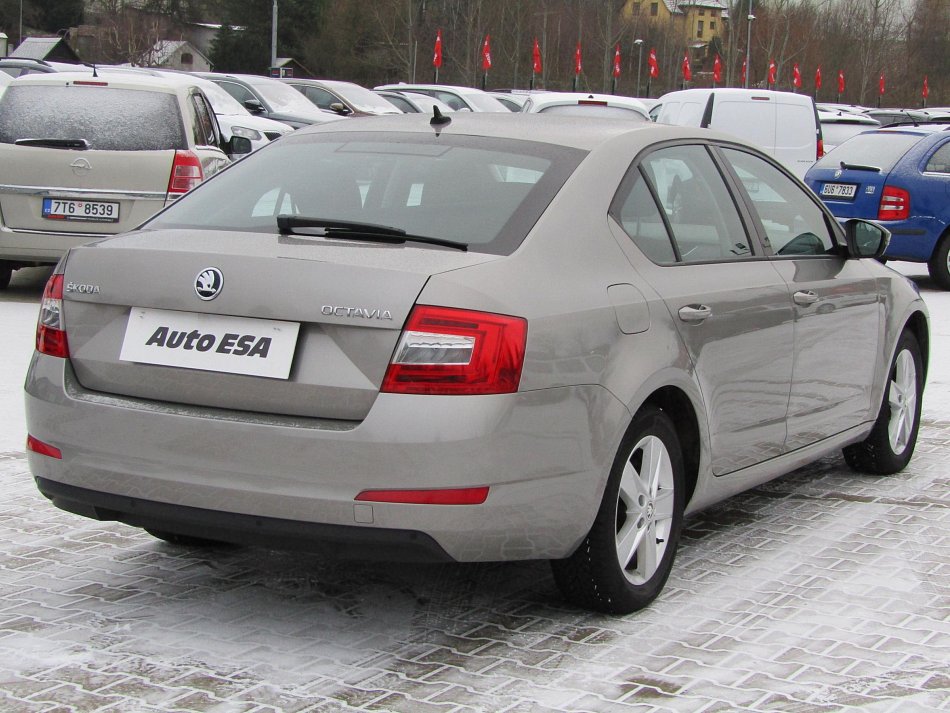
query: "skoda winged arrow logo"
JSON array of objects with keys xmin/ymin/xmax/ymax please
[{"xmin": 195, "ymin": 267, "xmax": 223, "ymax": 301}]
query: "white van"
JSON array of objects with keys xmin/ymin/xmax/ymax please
[{"xmin": 654, "ymin": 88, "xmax": 822, "ymax": 179}]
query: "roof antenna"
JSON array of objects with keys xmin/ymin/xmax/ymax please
[
  {"xmin": 91, "ymin": 63, "xmax": 98, "ymax": 78},
  {"xmin": 430, "ymin": 105, "xmax": 451, "ymax": 127}
]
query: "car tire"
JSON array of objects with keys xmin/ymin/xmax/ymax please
[
  {"xmin": 843, "ymin": 330, "xmax": 923, "ymax": 475},
  {"xmin": 0, "ymin": 262, "xmax": 12, "ymax": 291},
  {"xmin": 551, "ymin": 406, "xmax": 684, "ymax": 614},
  {"xmin": 928, "ymin": 233, "xmax": 950, "ymax": 290},
  {"xmin": 145, "ymin": 528, "xmax": 231, "ymax": 548}
]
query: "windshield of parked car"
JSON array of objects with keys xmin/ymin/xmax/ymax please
[
  {"xmin": 146, "ymin": 131, "xmax": 586, "ymax": 255},
  {"xmin": 813, "ymin": 132, "xmax": 922, "ymax": 172},
  {"xmin": 248, "ymin": 79, "xmax": 329, "ymax": 117},
  {"xmin": 0, "ymin": 84, "xmax": 186, "ymax": 151},
  {"xmin": 463, "ymin": 93, "xmax": 509, "ymax": 112},
  {"xmin": 197, "ymin": 80, "xmax": 249, "ymax": 115},
  {"xmin": 320, "ymin": 81, "xmax": 401, "ymax": 113}
]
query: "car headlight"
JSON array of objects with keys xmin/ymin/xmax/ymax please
[{"xmin": 230, "ymin": 126, "xmax": 263, "ymax": 141}]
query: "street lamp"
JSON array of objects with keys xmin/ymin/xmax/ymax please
[
  {"xmin": 270, "ymin": 0, "xmax": 278, "ymax": 73},
  {"xmin": 634, "ymin": 39, "xmax": 643, "ymax": 98},
  {"xmin": 745, "ymin": 0, "xmax": 754, "ymax": 89}
]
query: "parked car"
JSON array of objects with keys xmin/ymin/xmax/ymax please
[
  {"xmin": 375, "ymin": 89, "xmax": 457, "ymax": 115},
  {"xmin": 521, "ymin": 91, "xmax": 649, "ymax": 120},
  {"xmin": 487, "ymin": 91, "xmax": 530, "ymax": 111},
  {"xmin": 374, "ymin": 83, "xmax": 510, "ymax": 112},
  {"xmin": 25, "ymin": 114, "xmax": 928, "ymax": 614},
  {"xmin": 0, "ymin": 57, "xmax": 83, "ymax": 77},
  {"xmin": 805, "ymin": 124, "xmax": 950, "ymax": 288},
  {"xmin": 281, "ymin": 78, "xmax": 401, "ymax": 116},
  {"xmin": 818, "ymin": 109, "xmax": 880, "ymax": 152},
  {"xmin": 194, "ymin": 72, "xmax": 345, "ymax": 128},
  {"xmin": 861, "ymin": 108, "xmax": 949, "ymax": 127},
  {"xmin": 654, "ymin": 88, "xmax": 822, "ymax": 179},
  {"xmin": 0, "ymin": 71, "xmax": 251, "ymax": 287}
]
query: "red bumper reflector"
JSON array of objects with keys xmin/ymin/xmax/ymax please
[
  {"xmin": 26, "ymin": 435, "xmax": 62, "ymax": 459},
  {"xmin": 355, "ymin": 487, "xmax": 489, "ymax": 505}
]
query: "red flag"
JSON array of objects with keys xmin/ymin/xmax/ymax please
[
  {"xmin": 612, "ymin": 44, "xmax": 621, "ymax": 79},
  {"xmin": 837, "ymin": 69, "xmax": 845, "ymax": 94},
  {"xmin": 574, "ymin": 42, "xmax": 583, "ymax": 76},
  {"xmin": 815, "ymin": 65, "xmax": 822, "ymax": 90},
  {"xmin": 532, "ymin": 38, "xmax": 542, "ymax": 74},
  {"xmin": 648, "ymin": 48, "xmax": 659, "ymax": 79},
  {"xmin": 792, "ymin": 63, "xmax": 802, "ymax": 89},
  {"xmin": 879, "ymin": 72, "xmax": 885, "ymax": 96},
  {"xmin": 481, "ymin": 34, "xmax": 491, "ymax": 72},
  {"xmin": 432, "ymin": 29, "xmax": 443, "ymax": 69},
  {"xmin": 741, "ymin": 57, "xmax": 747, "ymax": 85},
  {"xmin": 682, "ymin": 52, "xmax": 691, "ymax": 82},
  {"xmin": 923, "ymin": 76, "xmax": 929, "ymax": 99},
  {"xmin": 713, "ymin": 54, "xmax": 722, "ymax": 83},
  {"xmin": 767, "ymin": 59, "xmax": 777, "ymax": 86}
]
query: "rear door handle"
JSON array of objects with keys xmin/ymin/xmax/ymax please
[
  {"xmin": 678, "ymin": 304, "xmax": 712, "ymax": 323},
  {"xmin": 793, "ymin": 290, "xmax": 820, "ymax": 306}
]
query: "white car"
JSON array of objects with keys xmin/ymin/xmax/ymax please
[
  {"xmin": 375, "ymin": 90, "xmax": 457, "ymax": 115},
  {"xmin": 187, "ymin": 76, "xmax": 293, "ymax": 151},
  {"xmin": 818, "ymin": 109, "xmax": 880, "ymax": 152},
  {"xmin": 521, "ymin": 92, "xmax": 649, "ymax": 120},
  {"xmin": 374, "ymin": 83, "xmax": 509, "ymax": 112}
]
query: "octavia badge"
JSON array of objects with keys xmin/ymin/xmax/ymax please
[{"xmin": 195, "ymin": 267, "xmax": 223, "ymax": 300}]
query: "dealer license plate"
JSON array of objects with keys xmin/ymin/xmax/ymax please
[
  {"xmin": 120, "ymin": 308, "xmax": 300, "ymax": 379},
  {"xmin": 820, "ymin": 183, "xmax": 857, "ymax": 199},
  {"xmin": 42, "ymin": 197, "xmax": 120, "ymax": 223}
]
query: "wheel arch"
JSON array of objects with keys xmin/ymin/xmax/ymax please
[
  {"xmin": 903, "ymin": 309, "xmax": 930, "ymax": 382},
  {"xmin": 638, "ymin": 385, "xmax": 701, "ymax": 509}
]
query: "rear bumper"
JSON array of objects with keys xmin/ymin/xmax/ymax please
[
  {"xmin": 25, "ymin": 355, "xmax": 628, "ymax": 562},
  {"xmin": 0, "ymin": 225, "xmax": 110, "ymax": 263}
]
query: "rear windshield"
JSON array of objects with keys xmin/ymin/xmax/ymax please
[
  {"xmin": 814, "ymin": 132, "xmax": 921, "ymax": 172},
  {"xmin": 146, "ymin": 131, "xmax": 586, "ymax": 255},
  {"xmin": 0, "ymin": 84, "xmax": 186, "ymax": 151}
]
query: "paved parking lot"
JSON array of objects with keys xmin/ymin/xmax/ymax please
[{"xmin": 0, "ymin": 267, "xmax": 947, "ymax": 712}]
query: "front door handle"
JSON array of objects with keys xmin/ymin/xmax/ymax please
[
  {"xmin": 793, "ymin": 290, "xmax": 820, "ymax": 306},
  {"xmin": 678, "ymin": 304, "xmax": 712, "ymax": 323}
]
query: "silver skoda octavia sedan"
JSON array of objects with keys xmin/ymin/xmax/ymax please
[{"xmin": 25, "ymin": 113, "xmax": 928, "ymax": 614}]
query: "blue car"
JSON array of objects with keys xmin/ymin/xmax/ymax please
[{"xmin": 805, "ymin": 125, "xmax": 950, "ymax": 288}]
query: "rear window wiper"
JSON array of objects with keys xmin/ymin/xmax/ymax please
[
  {"xmin": 276, "ymin": 215, "xmax": 468, "ymax": 251},
  {"xmin": 839, "ymin": 160, "xmax": 881, "ymax": 173},
  {"xmin": 14, "ymin": 138, "xmax": 90, "ymax": 150}
]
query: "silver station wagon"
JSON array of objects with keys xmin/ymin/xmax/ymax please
[{"xmin": 25, "ymin": 113, "xmax": 928, "ymax": 614}]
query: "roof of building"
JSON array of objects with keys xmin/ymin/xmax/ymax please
[
  {"xmin": 663, "ymin": 0, "xmax": 729, "ymax": 16},
  {"xmin": 146, "ymin": 40, "xmax": 211, "ymax": 67},
  {"xmin": 9, "ymin": 36, "xmax": 81, "ymax": 61}
]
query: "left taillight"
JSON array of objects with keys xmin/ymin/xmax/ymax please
[
  {"xmin": 381, "ymin": 305, "xmax": 527, "ymax": 395},
  {"xmin": 36, "ymin": 273, "xmax": 69, "ymax": 358},
  {"xmin": 817, "ymin": 137, "xmax": 825, "ymax": 160},
  {"xmin": 878, "ymin": 185, "xmax": 910, "ymax": 221}
]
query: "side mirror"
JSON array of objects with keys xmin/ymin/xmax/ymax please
[
  {"xmin": 843, "ymin": 218, "xmax": 890, "ymax": 259},
  {"xmin": 243, "ymin": 99, "xmax": 264, "ymax": 114},
  {"xmin": 328, "ymin": 102, "xmax": 351, "ymax": 116},
  {"xmin": 226, "ymin": 135, "xmax": 253, "ymax": 157}
]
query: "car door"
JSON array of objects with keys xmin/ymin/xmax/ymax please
[
  {"xmin": 610, "ymin": 143, "xmax": 795, "ymax": 475},
  {"xmin": 718, "ymin": 146, "xmax": 882, "ymax": 451}
]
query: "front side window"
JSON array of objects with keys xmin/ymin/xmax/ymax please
[
  {"xmin": 146, "ymin": 132, "xmax": 586, "ymax": 256},
  {"xmin": 215, "ymin": 80, "xmax": 257, "ymax": 107},
  {"xmin": 722, "ymin": 147, "xmax": 837, "ymax": 256},
  {"xmin": 639, "ymin": 144, "xmax": 753, "ymax": 262},
  {"xmin": 301, "ymin": 86, "xmax": 338, "ymax": 110}
]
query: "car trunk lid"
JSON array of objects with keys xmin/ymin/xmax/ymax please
[{"xmin": 62, "ymin": 229, "xmax": 499, "ymax": 421}]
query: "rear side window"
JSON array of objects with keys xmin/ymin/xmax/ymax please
[
  {"xmin": 813, "ymin": 132, "xmax": 920, "ymax": 172},
  {"xmin": 639, "ymin": 144, "xmax": 753, "ymax": 262},
  {"xmin": 0, "ymin": 85, "xmax": 186, "ymax": 151},
  {"xmin": 146, "ymin": 132, "xmax": 586, "ymax": 256},
  {"xmin": 925, "ymin": 143, "xmax": 950, "ymax": 174}
]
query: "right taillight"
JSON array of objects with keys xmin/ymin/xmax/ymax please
[
  {"xmin": 166, "ymin": 150, "xmax": 203, "ymax": 198},
  {"xmin": 817, "ymin": 138, "xmax": 824, "ymax": 160},
  {"xmin": 381, "ymin": 305, "xmax": 527, "ymax": 395},
  {"xmin": 36, "ymin": 273, "xmax": 69, "ymax": 358},
  {"xmin": 878, "ymin": 185, "xmax": 910, "ymax": 221}
]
